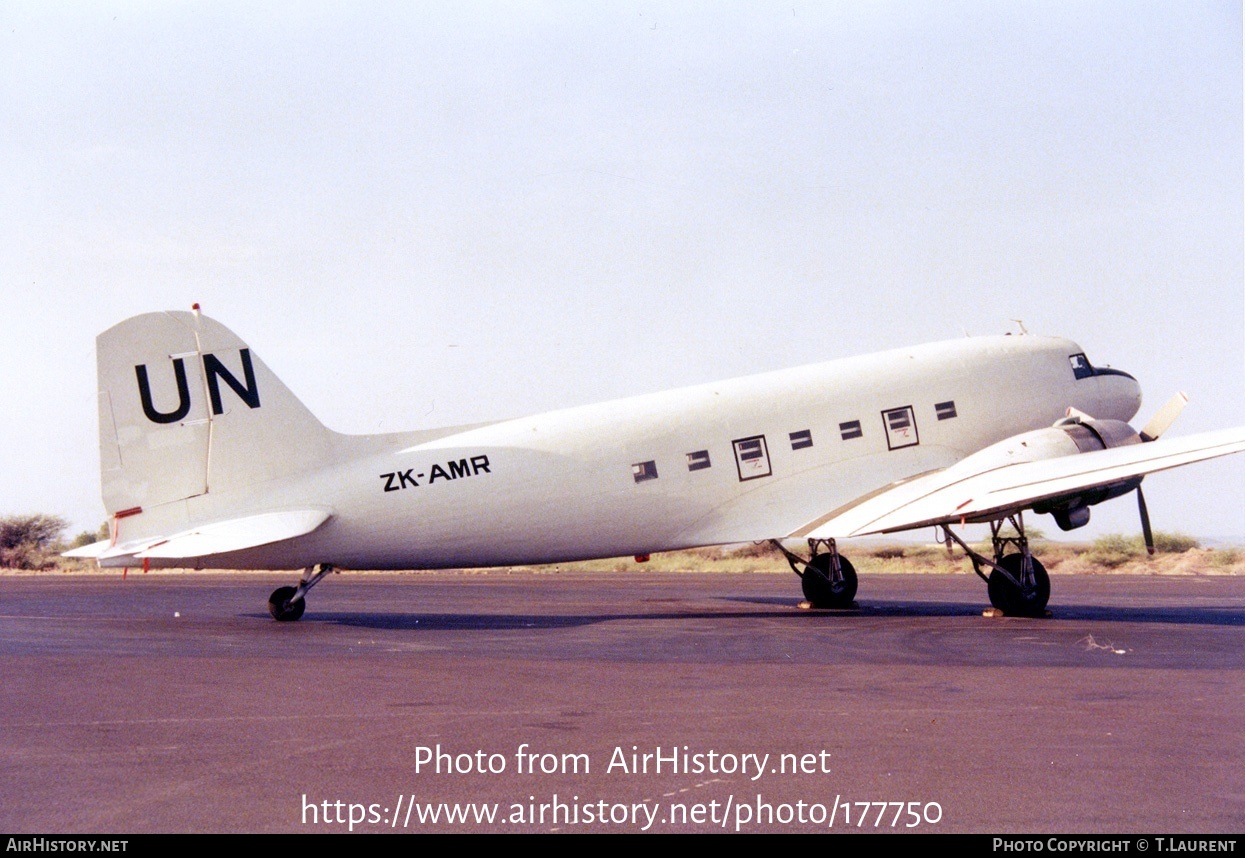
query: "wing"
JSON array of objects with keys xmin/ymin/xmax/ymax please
[{"xmin": 795, "ymin": 426, "xmax": 1245, "ymax": 540}]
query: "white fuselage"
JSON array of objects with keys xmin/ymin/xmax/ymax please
[{"xmin": 162, "ymin": 334, "xmax": 1140, "ymax": 570}]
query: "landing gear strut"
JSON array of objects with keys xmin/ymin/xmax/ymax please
[
  {"xmin": 770, "ymin": 538, "xmax": 858, "ymax": 609},
  {"xmin": 942, "ymin": 514, "xmax": 1049, "ymax": 617},
  {"xmin": 268, "ymin": 563, "xmax": 334, "ymax": 622}
]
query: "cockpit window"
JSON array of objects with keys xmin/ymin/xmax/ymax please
[
  {"xmin": 1069, "ymin": 353, "xmax": 1094, "ymax": 380},
  {"xmin": 1068, "ymin": 352, "xmax": 1137, "ymax": 382}
]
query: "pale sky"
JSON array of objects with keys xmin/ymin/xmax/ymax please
[{"xmin": 2, "ymin": 2, "xmax": 1242, "ymax": 545}]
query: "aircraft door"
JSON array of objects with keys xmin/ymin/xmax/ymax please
[
  {"xmin": 732, "ymin": 435, "xmax": 772, "ymax": 480},
  {"xmin": 882, "ymin": 406, "xmax": 919, "ymax": 450}
]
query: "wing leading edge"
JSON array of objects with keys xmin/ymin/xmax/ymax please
[{"xmin": 795, "ymin": 427, "xmax": 1245, "ymax": 540}]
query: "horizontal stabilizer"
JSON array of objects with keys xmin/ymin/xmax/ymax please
[
  {"xmin": 96, "ymin": 509, "xmax": 332, "ymax": 566},
  {"xmin": 62, "ymin": 539, "xmax": 111, "ymax": 559},
  {"xmin": 798, "ymin": 426, "xmax": 1245, "ymax": 539}
]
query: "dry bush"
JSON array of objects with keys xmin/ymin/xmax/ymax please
[
  {"xmin": 1207, "ymin": 549, "xmax": 1240, "ymax": 569},
  {"xmin": 726, "ymin": 542, "xmax": 782, "ymax": 559},
  {"xmin": 902, "ymin": 545, "xmax": 949, "ymax": 566}
]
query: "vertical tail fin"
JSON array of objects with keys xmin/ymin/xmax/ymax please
[{"xmin": 97, "ymin": 310, "xmax": 332, "ymax": 517}]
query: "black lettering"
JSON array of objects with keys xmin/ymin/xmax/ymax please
[
  {"xmin": 135, "ymin": 359, "xmax": 192, "ymax": 424},
  {"xmin": 428, "ymin": 464, "xmax": 451, "ymax": 483},
  {"xmin": 203, "ymin": 348, "xmax": 261, "ymax": 415},
  {"xmin": 448, "ymin": 459, "xmax": 471, "ymax": 479},
  {"xmin": 470, "ymin": 455, "xmax": 491, "ymax": 475},
  {"xmin": 397, "ymin": 469, "xmax": 419, "ymax": 489},
  {"xmin": 380, "ymin": 473, "xmax": 398, "ymax": 492}
]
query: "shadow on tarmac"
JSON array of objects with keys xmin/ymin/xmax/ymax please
[{"xmin": 266, "ymin": 598, "xmax": 1245, "ymax": 631}]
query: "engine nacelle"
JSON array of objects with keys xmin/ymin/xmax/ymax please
[{"xmin": 955, "ymin": 416, "xmax": 1143, "ymax": 530}]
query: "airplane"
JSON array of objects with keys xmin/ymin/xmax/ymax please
[{"xmin": 67, "ymin": 306, "xmax": 1245, "ymax": 621}]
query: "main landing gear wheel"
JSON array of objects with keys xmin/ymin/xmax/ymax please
[
  {"xmin": 987, "ymin": 554, "xmax": 1050, "ymax": 617},
  {"xmin": 802, "ymin": 554, "xmax": 858, "ymax": 609},
  {"xmin": 268, "ymin": 586, "xmax": 306, "ymax": 622}
]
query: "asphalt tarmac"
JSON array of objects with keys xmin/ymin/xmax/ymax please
[{"xmin": 1, "ymin": 570, "xmax": 1242, "ymax": 833}]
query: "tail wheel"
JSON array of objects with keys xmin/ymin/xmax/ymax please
[
  {"xmin": 802, "ymin": 554, "xmax": 858, "ymax": 608},
  {"xmin": 268, "ymin": 586, "xmax": 306, "ymax": 622},
  {"xmin": 987, "ymin": 554, "xmax": 1050, "ymax": 617}
]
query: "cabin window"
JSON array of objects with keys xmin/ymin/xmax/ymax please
[
  {"xmin": 632, "ymin": 460, "xmax": 659, "ymax": 482},
  {"xmin": 732, "ymin": 435, "xmax": 772, "ymax": 481},
  {"xmin": 839, "ymin": 420, "xmax": 863, "ymax": 440},
  {"xmin": 686, "ymin": 450, "xmax": 711, "ymax": 471},
  {"xmin": 882, "ymin": 406, "xmax": 919, "ymax": 450},
  {"xmin": 935, "ymin": 400, "xmax": 957, "ymax": 420},
  {"xmin": 789, "ymin": 429, "xmax": 813, "ymax": 450}
]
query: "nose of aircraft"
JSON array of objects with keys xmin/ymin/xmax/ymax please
[{"xmin": 1096, "ymin": 367, "xmax": 1143, "ymax": 423}]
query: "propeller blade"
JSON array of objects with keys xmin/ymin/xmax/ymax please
[
  {"xmin": 1139, "ymin": 392, "xmax": 1189, "ymax": 442},
  {"xmin": 1137, "ymin": 487, "xmax": 1155, "ymax": 555}
]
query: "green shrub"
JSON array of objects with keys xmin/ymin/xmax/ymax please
[
  {"xmin": 0, "ymin": 514, "xmax": 68, "ymax": 570},
  {"xmin": 69, "ymin": 522, "xmax": 109, "ymax": 549},
  {"xmin": 1082, "ymin": 531, "xmax": 1201, "ymax": 567},
  {"xmin": 1150, "ymin": 532, "xmax": 1200, "ymax": 553},
  {"xmin": 1086, "ymin": 533, "xmax": 1139, "ymax": 568}
]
